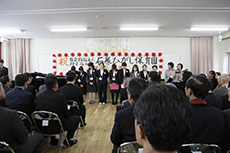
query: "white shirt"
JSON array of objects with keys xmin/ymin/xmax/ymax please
[{"xmin": 100, "ymin": 69, "xmax": 104, "ymax": 76}]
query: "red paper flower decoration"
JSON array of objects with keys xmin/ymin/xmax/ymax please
[
  {"xmin": 71, "ymin": 53, "xmax": 75, "ymax": 57},
  {"xmin": 159, "ymin": 65, "xmax": 163, "ymax": 69},
  {"xmin": 60, "ymin": 72, "xmax": 63, "ymax": 76},
  {"xmin": 98, "ymin": 52, "xmax": 101, "ymax": 56},
  {"xmin": 124, "ymin": 52, "xmax": 128, "ymax": 56},
  {"xmin": 159, "ymin": 71, "xmax": 162, "ymax": 74},
  {"xmin": 91, "ymin": 52, "xmax": 95, "ymax": 56},
  {"xmin": 52, "ymin": 54, "xmax": 56, "ymax": 57},
  {"xmin": 53, "ymin": 60, "xmax": 57, "ymax": 63},
  {"xmin": 158, "ymin": 52, "xmax": 163, "ymax": 57},
  {"xmin": 152, "ymin": 52, "xmax": 156, "ymax": 56},
  {"xmin": 159, "ymin": 59, "xmax": 163, "ymax": 63},
  {"xmin": 64, "ymin": 53, "xmax": 68, "ymax": 57},
  {"xmin": 145, "ymin": 53, "xmax": 149, "ymax": 56},
  {"xmin": 53, "ymin": 71, "xmax": 57, "ymax": 75},
  {"xmin": 104, "ymin": 53, "xmax": 108, "ymax": 56},
  {"xmin": 111, "ymin": 52, "xmax": 115, "ymax": 56},
  {"xmin": 138, "ymin": 53, "xmax": 142, "ymax": 57},
  {"xmin": 58, "ymin": 53, "xmax": 62, "ymax": 57},
  {"xmin": 118, "ymin": 52, "xmax": 122, "ymax": 56},
  {"xmin": 84, "ymin": 53, "xmax": 88, "ymax": 57},
  {"xmin": 77, "ymin": 53, "xmax": 81, "ymax": 56},
  {"xmin": 131, "ymin": 53, "xmax": 135, "ymax": 57},
  {"xmin": 52, "ymin": 66, "xmax": 57, "ymax": 69}
]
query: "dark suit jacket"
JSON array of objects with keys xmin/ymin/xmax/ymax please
[
  {"xmin": 118, "ymin": 69, "xmax": 130, "ymax": 84},
  {"xmin": 109, "ymin": 70, "xmax": 119, "ymax": 84},
  {"xmin": 204, "ymin": 93, "xmax": 223, "ymax": 110},
  {"xmin": 76, "ymin": 72, "xmax": 87, "ymax": 94},
  {"xmin": 0, "ymin": 66, "xmax": 8, "ymax": 77},
  {"xmin": 0, "ymin": 107, "xmax": 28, "ymax": 152},
  {"xmin": 221, "ymin": 95, "xmax": 230, "ymax": 110},
  {"xmin": 3, "ymin": 85, "xmax": 12, "ymax": 93},
  {"xmin": 59, "ymin": 83, "xmax": 84, "ymax": 105},
  {"xmin": 96, "ymin": 69, "xmax": 109, "ymax": 84},
  {"xmin": 35, "ymin": 89, "xmax": 72, "ymax": 128},
  {"xmin": 5, "ymin": 87, "xmax": 35, "ymax": 116},
  {"xmin": 86, "ymin": 69, "xmax": 97, "ymax": 84},
  {"xmin": 140, "ymin": 70, "xmax": 150, "ymax": 81},
  {"xmin": 111, "ymin": 104, "xmax": 136, "ymax": 153},
  {"xmin": 25, "ymin": 84, "xmax": 37, "ymax": 98},
  {"xmin": 210, "ymin": 78, "xmax": 218, "ymax": 91},
  {"xmin": 186, "ymin": 102, "xmax": 226, "ymax": 145}
]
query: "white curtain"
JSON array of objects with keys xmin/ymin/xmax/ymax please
[
  {"xmin": 8, "ymin": 39, "xmax": 30, "ymax": 79},
  {"xmin": 191, "ymin": 37, "xmax": 212, "ymax": 75}
]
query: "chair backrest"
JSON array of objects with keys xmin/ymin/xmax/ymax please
[
  {"xmin": 117, "ymin": 141, "xmax": 142, "ymax": 153},
  {"xmin": 0, "ymin": 141, "xmax": 15, "ymax": 153},
  {"xmin": 31, "ymin": 111, "xmax": 64, "ymax": 135},
  {"xmin": 178, "ymin": 144, "xmax": 221, "ymax": 153},
  {"xmin": 67, "ymin": 100, "xmax": 80, "ymax": 110},
  {"xmin": 17, "ymin": 111, "xmax": 33, "ymax": 131}
]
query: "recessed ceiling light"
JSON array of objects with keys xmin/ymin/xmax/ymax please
[
  {"xmin": 50, "ymin": 27, "xmax": 87, "ymax": 32},
  {"xmin": 0, "ymin": 28, "xmax": 22, "ymax": 34},
  {"xmin": 120, "ymin": 26, "xmax": 159, "ymax": 31},
  {"xmin": 190, "ymin": 27, "xmax": 229, "ymax": 32}
]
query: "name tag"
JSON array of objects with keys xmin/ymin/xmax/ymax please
[
  {"xmin": 90, "ymin": 77, "xmax": 93, "ymax": 81},
  {"xmin": 42, "ymin": 120, "xmax": 49, "ymax": 127},
  {"xmin": 112, "ymin": 78, "xmax": 115, "ymax": 81},
  {"xmin": 78, "ymin": 79, "xmax": 81, "ymax": 82},
  {"xmin": 67, "ymin": 105, "xmax": 71, "ymax": 110},
  {"xmin": 99, "ymin": 77, "xmax": 102, "ymax": 81},
  {"xmin": 104, "ymin": 72, "xmax": 106, "ymax": 74}
]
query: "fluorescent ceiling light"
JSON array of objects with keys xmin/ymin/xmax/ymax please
[
  {"xmin": 50, "ymin": 27, "xmax": 87, "ymax": 32},
  {"xmin": 120, "ymin": 26, "xmax": 159, "ymax": 31},
  {"xmin": 0, "ymin": 29, "xmax": 22, "ymax": 34},
  {"xmin": 190, "ymin": 27, "xmax": 229, "ymax": 32}
]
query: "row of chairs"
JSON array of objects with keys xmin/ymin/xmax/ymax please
[
  {"xmin": 0, "ymin": 100, "xmax": 83, "ymax": 153},
  {"xmin": 117, "ymin": 141, "xmax": 222, "ymax": 153}
]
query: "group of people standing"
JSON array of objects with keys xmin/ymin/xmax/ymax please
[{"xmin": 70, "ymin": 62, "xmax": 163, "ymax": 105}]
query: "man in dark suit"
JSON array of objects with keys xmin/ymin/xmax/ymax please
[
  {"xmin": 59, "ymin": 71, "xmax": 86, "ymax": 127},
  {"xmin": 185, "ymin": 75, "xmax": 226, "ymax": 145},
  {"xmin": 24, "ymin": 73, "xmax": 37, "ymax": 98},
  {"xmin": 36, "ymin": 74, "xmax": 79, "ymax": 146},
  {"xmin": 140, "ymin": 64, "xmax": 150, "ymax": 82},
  {"xmin": 110, "ymin": 77, "xmax": 148, "ymax": 153},
  {"xmin": 0, "ymin": 75, "xmax": 12, "ymax": 93},
  {"xmin": 97, "ymin": 62, "xmax": 109, "ymax": 104},
  {"xmin": 0, "ymin": 82, "xmax": 44, "ymax": 153},
  {"xmin": 118, "ymin": 62, "xmax": 130, "ymax": 85},
  {"xmin": 0, "ymin": 59, "xmax": 8, "ymax": 77},
  {"xmin": 5, "ymin": 74, "xmax": 35, "ymax": 116},
  {"xmin": 208, "ymin": 70, "xmax": 218, "ymax": 90}
]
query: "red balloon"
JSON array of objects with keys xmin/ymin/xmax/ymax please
[
  {"xmin": 71, "ymin": 53, "xmax": 75, "ymax": 57},
  {"xmin": 118, "ymin": 52, "xmax": 122, "ymax": 56},
  {"xmin": 60, "ymin": 72, "xmax": 63, "ymax": 76},
  {"xmin": 138, "ymin": 53, "xmax": 142, "ymax": 57},
  {"xmin": 52, "ymin": 54, "xmax": 56, "ymax": 57},
  {"xmin": 91, "ymin": 52, "xmax": 95, "ymax": 56},
  {"xmin": 84, "ymin": 53, "xmax": 88, "ymax": 57},
  {"xmin": 124, "ymin": 52, "xmax": 128, "ymax": 56},
  {"xmin": 159, "ymin": 59, "xmax": 163, "ymax": 63},
  {"xmin": 159, "ymin": 65, "xmax": 163, "ymax": 69},
  {"xmin": 52, "ymin": 66, "xmax": 57, "ymax": 69},
  {"xmin": 77, "ymin": 53, "xmax": 81, "ymax": 56},
  {"xmin": 104, "ymin": 53, "xmax": 108, "ymax": 56},
  {"xmin": 145, "ymin": 53, "xmax": 149, "ymax": 56},
  {"xmin": 111, "ymin": 52, "xmax": 115, "ymax": 56},
  {"xmin": 98, "ymin": 52, "xmax": 101, "ymax": 56},
  {"xmin": 152, "ymin": 52, "xmax": 156, "ymax": 56},
  {"xmin": 159, "ymin": 71, "xmax": 162, "ymax": 74},
  {"xmin": 53, "ymin": 71, "xmax": 57, "ymax": 75},
  {"xmin": 64, "ymin": 53, "xmax": 68, "ymax": 57},
  {"xmin": 158, "ymin": 52, "xmax": 163, "ymax": 57},
  {"xmin": 53, "ymin": 60, "xmax": 57, "ymax": 63},
  {"xmin": 58, "ymin": 53, "xmax": 62, "ymax": 57}
]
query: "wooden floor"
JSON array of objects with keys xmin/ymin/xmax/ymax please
[{"xmin": 45, "ymin": 102, "xmax": 117, "ymax": 153}]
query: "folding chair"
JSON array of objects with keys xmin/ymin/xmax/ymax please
[
  {"xmin": 117, "ymin": 141, "xmax": 142, "ymax": 153},
  {"xmin": 31, "ymin": 111, "xmax": 70, "ymax": 153},
  {"xmin": 67, "ymin": 100, "xmax": 84, "ymax": 129},
  {"xmin": 17, "ymin": 111, "xmax": 34, "ymax": 135},
  {"xmin": 178, "ymin": 144, "xmax": 221, "ymax": 153},
  {"xmin": 0, "ymin": 141, "xmax": 15, "ymax": 153}
]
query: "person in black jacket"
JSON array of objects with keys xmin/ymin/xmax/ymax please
[
  {"xmin": 0, "ymin": 75, "xmax": 12, "ymax": 93},
  {"xmin": 110, "ymin": 77, "xmax": 148, "ymax": 153},
  {"xmin": 5, "ymin": 74, "xmax": 35, "ymax": 116},
  {"xmin": 208, "ymin": 70, "xmax": 218, "ymax": 90},
  {"xmin": 86, "ymin": 62, "xmax": 97, "ymax": 104},
  {"xmin": 24, "ymin": 73, "xmax": 37, "ymax": 98},
  {"xmin": 109, "ymin": 64, "xmax": 120, "ymax": 105},
  {"xmin": 185, "ymin": 75, "xmax": 226, "ymax": 145},
  {"xmin": 140, "ymin": 64, "xmax": 149, "ymax": 82},
  {"xmin": 76, "ymin": 66, "xmax": 87, "ymax": 95},
  {"xmin": 35, "ymin": 74, "xmax": 79, "ymax": 146},
  {"xmin": 118, "ymin": 62, "xmax": 130, "ymax": 85},
  {"xmin": 173, "ymin": 70, "xmax": 192, "ymax": 94},
  {"xmin": 97, "ymin": 62, "xmax": 109, "ymax": 104},
  {"xmin": 59, "ymin": 71, "xmax": 86, "ymax": 127},
  {"xmin": 0, "ymin": 59, "xmax": 8, "ymax": 77}
]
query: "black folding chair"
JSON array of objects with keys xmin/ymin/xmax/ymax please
[
  {"xmin": 117, "ymin": 141, "xmax": 142, "ymax": 153},
  {"xmin": 17, "ymin": 111, "xmax": 34, "ymax": 135},
  {"xmin": 31, "ymin": 111, "xmax": 69, "ymax": 153},
  {"xmin": 178, "ymin": 144, "xmax": 221, "ymax": 153},
  {"xmin": 67, "ymin": 100, "xmax": 84, "ymax": 129},
  {"xmin": 0, "ymin": 141, "xmax": 15, "ymax": 153}
]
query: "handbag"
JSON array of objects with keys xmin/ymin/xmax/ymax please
[{"xmin": 110, "ymin": 84, "xmax": 119, "ymax": 90}]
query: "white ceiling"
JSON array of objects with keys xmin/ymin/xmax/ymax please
[{"xmin": 0, "ymin": 0, "xmax": 230, "ymax": 38}]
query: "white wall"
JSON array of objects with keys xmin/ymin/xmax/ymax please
[{"xmin": 30, "ymin": 37, "xmax": 191, "ymax": 73}]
